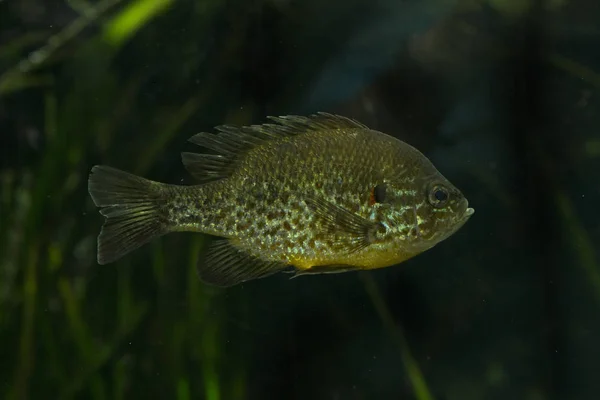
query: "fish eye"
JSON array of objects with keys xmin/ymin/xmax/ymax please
[{"xmin": 428, "ymin": 184, "xmax": 449, "ymax": 207}]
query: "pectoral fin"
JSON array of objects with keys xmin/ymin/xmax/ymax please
[{"xmin": 305, "ymin": 196, "xmax": 384, "ymax": 253}]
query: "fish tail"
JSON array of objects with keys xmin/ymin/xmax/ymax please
[{"xmin": 88, "ymin": 165, "xmax": 168, "ymax": 265}]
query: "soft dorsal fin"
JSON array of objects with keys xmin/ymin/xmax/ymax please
[{"xmin": 181, "ymin": 112, "xmax": 367, "ymax": 183}]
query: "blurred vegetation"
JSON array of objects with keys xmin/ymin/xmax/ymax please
[{"xmin": 1, "ymin": 0, "xmax": 600, "ymax": 399}]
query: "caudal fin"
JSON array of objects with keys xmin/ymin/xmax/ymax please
[{"xmin": 88, "ymin": 165, "xmax": 168, "ymax": 264}]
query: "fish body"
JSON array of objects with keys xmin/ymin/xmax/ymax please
[{"xmin": 89, "ymin": 113, "xmax": 473, "ymax": 286}]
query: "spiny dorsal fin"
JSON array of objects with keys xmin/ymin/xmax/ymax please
[
  {"xmin": 181, "ymin": 113, "xmax": 368, "ymax": 182},
  {"xmin": 196, "ymin": 238, "xmax": 289, "ymax": 287}
]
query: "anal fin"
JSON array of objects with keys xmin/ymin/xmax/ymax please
[{"xmin": 197, "ymin": 238, "xmax": 288, "ymax": 287}]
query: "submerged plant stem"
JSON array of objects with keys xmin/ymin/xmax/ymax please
[
  {"xmin": 0, "ymin": 0, "xmax": 123, "ymax": 95},
  {"xmin": 361, "ymin": 273, "xmax": 434, "ymax": 400}
]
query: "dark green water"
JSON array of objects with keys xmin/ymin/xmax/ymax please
[{"xmin": 2, "ymin": 0, "xmax": 600, "ymax": 399}]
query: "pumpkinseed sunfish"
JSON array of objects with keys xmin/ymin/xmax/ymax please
[{"xmin": 88, "ymin": 113, "xmax": 474, "ymax": 286}]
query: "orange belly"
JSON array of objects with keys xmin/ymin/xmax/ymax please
[{"xmin": 289, "ymin": 245, "xmax": 422, "ymax": 271}]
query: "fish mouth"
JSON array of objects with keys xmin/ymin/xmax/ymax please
[
  {"xmin": 452, "ymin": 204, "xmax": 473, "ymax": 231},
  {"xmin": 406, "ymin": 201, "xmax": 474, "ymax": 250},
  {"xmin": 461, "ymin": 199, "xmax": 474, "ymax": 221},
  {"xmin": 430, "ymin": 204, "xmax": 473, "ymax": 245}
]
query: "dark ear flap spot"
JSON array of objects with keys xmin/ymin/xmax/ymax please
[{"xmin": 369, "ymin": 183, "xmax": 387, "ymax": 205}]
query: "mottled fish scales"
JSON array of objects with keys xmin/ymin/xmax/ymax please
[{"xmin": 88, "ymin": 113, "xmax": 473, "ymax": 286}]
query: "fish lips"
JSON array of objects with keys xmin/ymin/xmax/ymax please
[
  {"xmin": 463, "ymin": 205, "xmax": 475, "ymax": 220},
  {"xmin": 457, "ymin": 201, "xmax": 475, "ymax": 226}
]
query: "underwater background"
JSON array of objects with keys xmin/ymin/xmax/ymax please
[{"xmin": 2, "ymin": 0, "xmax": 600, "ymax": 399}]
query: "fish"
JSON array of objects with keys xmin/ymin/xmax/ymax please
[{"xmin": 88, "ymin": 113, "xmax": 473, "ymax": 287}]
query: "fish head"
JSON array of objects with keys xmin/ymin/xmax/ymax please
[
  {"xmin": 414, "ymin": 176, "xmax": 473, "ymax": 245},
  {"xmin": 380, "ymin": 162, "xmax": 473, "ymax": 253}
]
